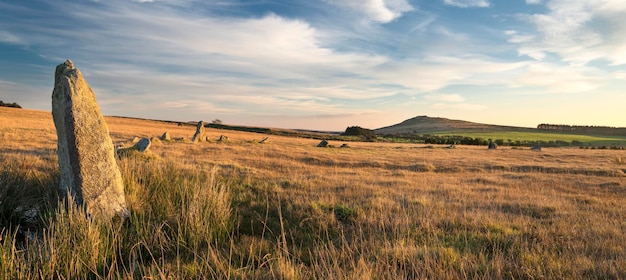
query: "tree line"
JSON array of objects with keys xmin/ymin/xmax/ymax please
[
  {"xmin": 377, "ymin": 134, "xmax": 586, "ymax": 147},
  {"xmin": 537, "ymin": 124, "xmax": 626, "ymax": 136}
]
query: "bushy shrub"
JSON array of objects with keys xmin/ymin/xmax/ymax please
[
  {"xmin": 0, "ymin": 100, "xmax": 22, "ymax": 108},
  {"xmin": 342, "ymin": 126, "xmax": 376, "ymax": 141}
]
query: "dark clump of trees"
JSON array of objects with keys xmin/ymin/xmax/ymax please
[
  {"xmin": 377, "ymin": 134, "xmax": 601, "ymax": 148},
  {"xmin": 538, "ymin": 123, "xmax": 626, "ymax": 136},
  {"xmin": 342, "ymin": 126, "xmax": 376, "ymax": 141},
  {"xmin": 0, "ymin": 100, "xmax": 22, "ymax": 108}
]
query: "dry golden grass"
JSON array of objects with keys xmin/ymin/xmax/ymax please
[{"xmin": 1, "ymin": 107, "xmax": 626, "ymax": 279}]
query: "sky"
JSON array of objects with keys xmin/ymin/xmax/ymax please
[{"xmin": 1, "ymin": 0, "xmax": 625, "ymax": 131}]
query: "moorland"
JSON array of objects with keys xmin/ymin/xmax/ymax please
[{"xmin": 1, "ymin": 106, "xmax": 626, "ymax": 279}]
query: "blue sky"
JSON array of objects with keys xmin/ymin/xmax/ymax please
[{"xmin": 1, "ymin": 0, "xmax": 625, "ymax": 130}]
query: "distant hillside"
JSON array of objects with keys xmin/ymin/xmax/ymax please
[{"xmin": 375, "ymin": 115, "xmax": 531, "ymax": 135}]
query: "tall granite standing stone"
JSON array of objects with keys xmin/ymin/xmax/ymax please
[
  {"xmin": 52, "ymin": 59, "xmax": 128, "ymax": 219},
  {"xmin": 191, "ymin": 121, "xmax": 205, "ymax": 143}
]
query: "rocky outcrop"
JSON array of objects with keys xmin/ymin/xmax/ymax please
[{"xmin": 51, "ymin": 59, "xmax": 128, "ymax": 219}]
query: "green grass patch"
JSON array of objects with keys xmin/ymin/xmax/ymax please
[{"xmin": 435, "ymin": 131, "xmax": 626, "ymax": 145}]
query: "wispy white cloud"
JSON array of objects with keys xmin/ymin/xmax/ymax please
[
  {"xmin": 325, "ymin": 0, "xmax": 414, "ymax": 23},
  {"xmin": 373, "ymin": 56, "xmax": 528, "ymax": 92},
  {"xmin": 526, "ymin": 0, "xmax": 542, "ymax": 4},
  {"xmin": 443, "ymin": 0, "xmax": 490, "ymax": 8},
  {"xmin": 512, "ymin": 62, "xmax": 604, "ymax": 93},
  {"xmin": 0, "ymin": 30, "xmax": 22, "ymax": 44},
  {"xmin": 511, "ymin": 0, "xmax": 626, "ymax": 66}
]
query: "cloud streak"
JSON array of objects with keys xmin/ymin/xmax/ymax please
[
  {"xmin": 443, "ymin": 0, "xmax": 490, "ymax": 8},
  {"xmin": 325, "ymin": 0, "xmax": 414, "ymax": 23}
]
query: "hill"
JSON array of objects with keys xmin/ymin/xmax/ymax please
[{"xmin": 375, "ymin": 115, "xmax": 531, "ymax": 135}]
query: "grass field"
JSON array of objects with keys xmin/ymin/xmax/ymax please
[
  {"xmin": 434, "ymin": 131, "xmax": 626, "ymax": 146},
  {"xmin": 1, "ymin": 107, "xmax": 626, "ymax": 279}
]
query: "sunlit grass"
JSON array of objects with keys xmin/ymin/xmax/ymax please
[{"xmin": 1, "ymin": 107, "xmax": 626, "ymax": 279}]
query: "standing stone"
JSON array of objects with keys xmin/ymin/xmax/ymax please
[
  {"xmin": 488, "ymin": 140, "xmax": 497, "ymax": 150},
  {"xmin": 160, "ymin": 131, "xmax": 170, "ymax": 141},
  {"xmin": 52, "ymin": 59, "xmax": 128, "ymax": 219},
  {"xmin": 133, "ymin": 137, "xmax": 151, "ymax": 152},
  {"xmin": 191, "ymin": 121, "xmax": 205, "ymax": 143},
  {"xmin": 317, "ymin": 140, "xmax": 329, "ymax": 147}
]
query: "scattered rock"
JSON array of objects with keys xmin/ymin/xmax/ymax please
[
  {"xmin": 340, "ymin": 143, "xmax": 349, "ymax": 148},
  {"xmin": 531, "ymin": 144, "xmax": 542, "ymax": 151},
  {"xmin": 51, "ymin": 59, "xmax": 128, "ymax": 219},
  {"xmin": 447, "ymin": 144, "xmax": 456, "ymax": 149},
  {"xmin": 191, "ymin": 121, "xmax": 205, "ymax": 143},
  {"xmin": 205, "ymin": 136, "xmax": 211, "ymax": 142},
  {"xmin": 160, "ymin": 131, "xmax": 170, "ymax": 141},
  {"xmin": 259, "ymin": 137, "xmax": 269, "ymax": 144},
  {"xmin": 488, "ymin": 140, "xmax": 497, "ymax": 150},
  {"xmin": 218, "ymin": 135, "xmax": 229, "ymax": 142},
  {"xmin": 133, "ymin": 137, "xmax": 151, "ymax": 152},
  {"xmin": 317, "ymin": 140, "xmax": 329, "ymax": 147}
]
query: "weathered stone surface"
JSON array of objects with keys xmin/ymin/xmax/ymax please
[
  {"xmin": 340, "ymin": 143, "xmax": 349, "ymax": 148},
  {"xmin": 317, "ymin": 140, "xmax": 329, "ymax": 147},
  {"xmin": 160, "ymin": 131, "xmax": 170, "ymax": 141},
  {"xmin": 191, "ymin": 121, "xmax": 205, "ymax": 143},
  {"xmin": 52, "ymin": 59, "xmax": 128, "ymax": 219},
  {"xmin": 133, "ymin": 137, "xmax": 151, "ymax": 152},
  {"xmin": 218, "ymin": 135, "xmax": 229, "ymax": 142}
]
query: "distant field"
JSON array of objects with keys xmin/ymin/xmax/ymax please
[{"xmin": 435, "ymin": 131, "xmax": 626, "ymax": 145}]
